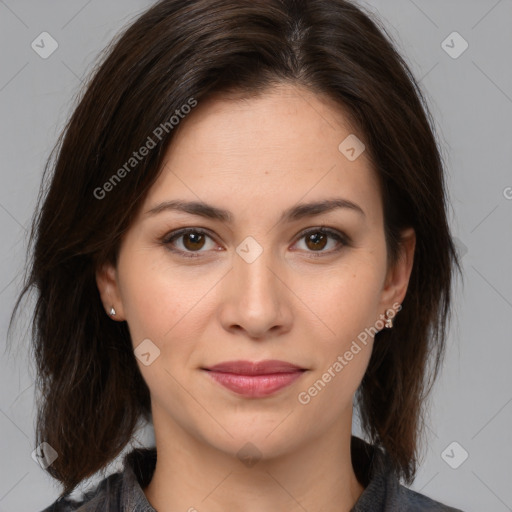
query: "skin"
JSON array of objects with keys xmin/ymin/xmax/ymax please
[{"xmin": 96, "ymin": 83, "xmax": 415, "ymax": 512}]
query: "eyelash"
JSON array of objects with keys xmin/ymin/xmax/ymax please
[{"xmin": 160, "ymin": 227, "xmax": 349, "ymax": 259}]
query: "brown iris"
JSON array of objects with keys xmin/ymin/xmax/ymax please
[
  {"xmin": 182, "ymin": 232, "xmax": 206, "ymax": 251},
  {"xmin": 305, "ymin": 232, "xmax": 328, "ymax": 251}
]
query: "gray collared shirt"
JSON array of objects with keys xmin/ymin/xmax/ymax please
[{"xmin": 41, "ymin": 435, "xmax": 464, "ymax": 511}]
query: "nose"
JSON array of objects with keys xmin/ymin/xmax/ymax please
[{"xmin": 217, "ymin": 245, "xmax": 293, "ymax": 340}]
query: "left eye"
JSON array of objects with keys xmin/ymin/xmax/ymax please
[{"xmin": 293, "ymin": 228, "xmax": 346, "ymax": 254}]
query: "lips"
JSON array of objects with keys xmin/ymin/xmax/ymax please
[
  {"xmin": 203, "ymin": 359, "xmax": 305, "ymax": 375},
  {"xmin": 202, "ymin": 360, "xmax": 306, "ymax": 398}
]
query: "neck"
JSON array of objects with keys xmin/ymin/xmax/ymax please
[{"xmin": 144, "ymin": 404, "xmax": 365, "ymax": 512}]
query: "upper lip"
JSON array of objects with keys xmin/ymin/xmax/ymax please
[{"xmin": 203, "ymin": 360, "xmax": 306, "ymax": 375}]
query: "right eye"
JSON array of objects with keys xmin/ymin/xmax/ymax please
[{"xmin": 161, "ymin": 228, "xmax": 221, "ymax": 258}]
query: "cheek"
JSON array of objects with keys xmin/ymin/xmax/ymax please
[
  {"xmin": 120, "ymin": 273, "xmax": 174, "ymax": 343},
  {"xmin": 295, "ymin": 267, "xmax": 381, "ymax": 415},
  {"xmin": 292, "ymin": 256, "xmax": 385, "ymax": 403},
  {"xmin": 117, "ymin": 250, "xmax": 225, "ymax": 395},
  {"xmin": 117, "ymin": 248, "xmax": 205, "ymax": 341},
  {"xmin": 118, "ymin": 253, "xmax": 205, "ymax": 409},
  {"xmin": 293, "ymin": 259, "xmax": 385, "ymax": 340}
]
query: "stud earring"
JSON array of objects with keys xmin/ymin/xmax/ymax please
[
  {"xmin": 109, "ymin": 306, "xmax": 116, "ymax": 317},
  {"xmin": 383, "ymin": 304, "xmax": 401, "ymax": 329}
]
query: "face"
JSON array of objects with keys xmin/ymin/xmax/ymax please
[{"xmin": 97, "ymin": 83, "xmax": 415, "ymax": 460}]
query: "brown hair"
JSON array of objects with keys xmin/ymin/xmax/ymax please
[{"xmin": 9, "ymin": 0, "xmax": 462, "ymax": 497}]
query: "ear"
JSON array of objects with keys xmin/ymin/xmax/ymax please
[
  {"xmin": 379, "ymin": 227, "xmax": 416, "ymax": 311},
  {"xmin": 95, "ymin": 262, "xmax": 125, "ymax": 321}
]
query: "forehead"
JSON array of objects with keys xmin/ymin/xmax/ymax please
[{"xmin": 142, "ymin": 84, "xmax": 382, "ymax": 225}]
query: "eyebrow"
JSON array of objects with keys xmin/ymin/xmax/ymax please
[{"xmin": 145, "ymin": 197, "xmax": 366, "ymax": 223}]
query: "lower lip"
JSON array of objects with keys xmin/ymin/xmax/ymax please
[{"xmin": 204, "ymin": 370, "xmax": 305, "ymax": 398}]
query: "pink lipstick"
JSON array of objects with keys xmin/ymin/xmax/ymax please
[{"xmin": 202, "ymin": 360, "xmax": 306, "ymax": 398}]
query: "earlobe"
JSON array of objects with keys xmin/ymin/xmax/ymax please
[{"xmin": 95, "ymin": 263, "xmax": 125, "ymax": 320}]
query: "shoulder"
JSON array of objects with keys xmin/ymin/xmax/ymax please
[
  {"xmin": 350, "ymin": 435, "xmax": 465, "ymax": 512},
  {"xmin": 395, "ymin": 483, "xmax": 465, "ymax": 511},
  {"xmin": 39, "ymin": 447, "xmax": 157, "ymax": 512},
  {"xmin": 39, "ymin": 471, "xmax": 124, "ymax": 512}
]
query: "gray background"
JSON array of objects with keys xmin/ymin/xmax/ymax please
[{"xmin": 1, "ymin": 1, "xmax": 511, "ymax": 511}]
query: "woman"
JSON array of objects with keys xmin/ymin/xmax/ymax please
[{"xmin": 10, "ymin": 0, "xmax": 464, "ymax": 510}]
